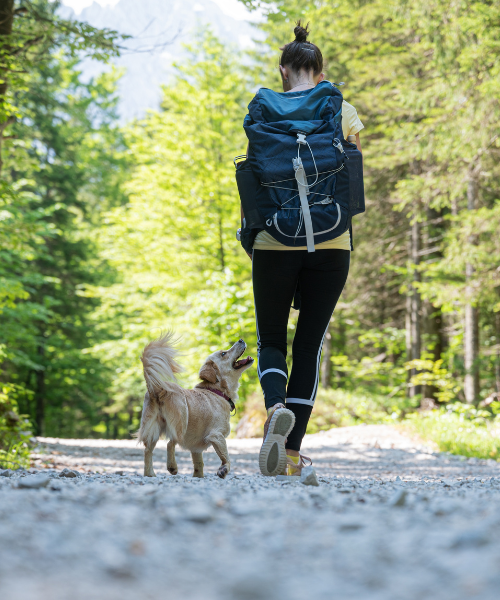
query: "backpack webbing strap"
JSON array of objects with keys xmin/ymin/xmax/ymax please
[{"xmin": 293, "ymin": 157, "xmax": 315, "ymax": 253}]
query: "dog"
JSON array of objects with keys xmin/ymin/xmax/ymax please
[{"xmin": 137, "ymin": 333, "xmax": 254, "ymax": 479}]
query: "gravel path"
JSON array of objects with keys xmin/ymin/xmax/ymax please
[{"xmin": 1, "ymin": 425, "xmax": 500, "ymax": 600}]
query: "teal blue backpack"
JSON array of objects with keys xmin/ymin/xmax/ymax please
[{"xmin": 235, "ymin": 81, "xmax": 364, "ymax": 252}]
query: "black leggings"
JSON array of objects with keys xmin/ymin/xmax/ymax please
[{"xmin": 252, "ymin": 249, "xmax": 350, "ymax": 451}]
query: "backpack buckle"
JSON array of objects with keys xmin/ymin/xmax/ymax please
[{"xmin": 293, "ymin": 157, "xmax": 310, "ymax": 195}]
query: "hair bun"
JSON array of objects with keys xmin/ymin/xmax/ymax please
[{"xmin": 294, "ymin": 21, "xmax": 309, "ymax": 43}]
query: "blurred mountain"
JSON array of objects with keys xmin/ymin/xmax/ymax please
[{"xmin": 61, "ymin": 0, "xmax": 261, "ymax": 121}]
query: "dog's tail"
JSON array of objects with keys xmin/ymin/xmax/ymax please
[{"xmin": 141, "ymin": 331, "xmax": 183, "ymax": 397}]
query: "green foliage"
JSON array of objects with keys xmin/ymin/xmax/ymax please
[
  {"xmin": 242, "ymin": 0, "xmax": 500, "ymax": 402},
  {"xmin": 407, "ymin": 359, "xmax": 462, "ymax": 403},
  {"xmin": 2, "ymin": 0, "xmax": 500, "ymax": 445},
  {"xmin": 0, "ymin": 1, "xmax": 128, "ymax": 439},
  {"xmin": 307, "ymin": 388, "xmax": 419, "ymax": 433},
  {"xmin": 0, "ymin": 0, "xmax": 124, "ymax": 128},
  {"xmin": 0, "ymin": 384, "xmax": 32, "ymax": 469},
  {"xmin": 87, "ymin": 32, "xmax": 257, "ymax": 417},
  {"xmin": 235, "ymin": 387, "xmax": 418, "ymax": 438},
  {"xmin": 1, "ymin": 54, "xmax": 127, "ymax": 436},
  {"xmin": 405, "ymin": 403, "xmax": 500, "ymax": 460}
]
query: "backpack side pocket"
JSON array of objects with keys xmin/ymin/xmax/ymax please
[
  {"xmin": 235, "ymin": 158, "xmax": 265, "ymax": 229},
  {"xmin": 343, "ymin": 143, "xmax": 365, "ymax": 216},
  {"xmin": 240, "ymin": 227, "xmax": 262, "ymax": 255}
]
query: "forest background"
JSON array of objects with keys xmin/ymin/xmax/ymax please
[{"xmin": 1, "ymin": 0, "xmax": 500, "ymax": 468}]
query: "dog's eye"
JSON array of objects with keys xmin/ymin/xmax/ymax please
[{"xmin": 221, "ymin": 352, "xmax": 226, "ymax": 356}]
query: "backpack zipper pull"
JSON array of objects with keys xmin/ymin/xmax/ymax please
[{"xmin": 333, "ymin": 138, "xmax": 349, "ymax": 159}]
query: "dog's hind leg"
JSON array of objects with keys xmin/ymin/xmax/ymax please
[
  {"xmin": 167, "ymin": 440, "xmax": 178, "ymax": 475},
  {"xmin": 191, "ymin": 452, "xmax": 204, "ymax": 478},
  {"xmin": 144, "ymin": 439, "xmax": 158, "ymax": 478},
  {"xmin": 207, "ymin": 433, "xmax": 230, "ymax": 479},
  {"xmin": 138, "ymin": 391, "xmax": 162, "ymax": 477}
]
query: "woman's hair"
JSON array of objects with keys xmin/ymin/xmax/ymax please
[{"xmin": 279, "ymin": 21, "xmax": 323, "ymax": 76}]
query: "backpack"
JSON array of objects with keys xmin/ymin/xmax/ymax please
[{"xmin": 235, "ymin": 81, "xmax": 364, "ymax": 253}]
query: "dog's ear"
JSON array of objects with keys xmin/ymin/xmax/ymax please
[{"xmin": 199, "ymin": 360, "xmax": 219, "ymax": 384}]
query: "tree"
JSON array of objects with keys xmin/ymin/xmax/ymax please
[
  {"xmin": 86, "ymin": 32, "xmax": 258, "ymax": 425},
  {"xmin": 0, "ymin": 0, "xmax": 122, "ymax": 170},
  {"xmin": 241, "ymin": 0, "xmax": 500, "ymax": 404},
  {"xmin": 0, "ymin": 0, "xmax": 126, "ymax": 436}
]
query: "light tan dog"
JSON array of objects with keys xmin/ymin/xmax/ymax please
[{"xmin": 138, "ymin": 333, "xmax": 254, "ymax": 479}]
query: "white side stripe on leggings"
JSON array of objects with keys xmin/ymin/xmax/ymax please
[
  {"xmin": 286, "ymin": 397, "xmax": 315, "ymax": 407},
  {"xmin": 309, "ymin": 322, "xmax": 330, "ymax": 403},
  {"xmin": 259, "ymin": 368, "xmax": 288, "ymax": 380},
  {"xmin": 252, "ymin": 252, "xmax": 263, "ymax": 378},
  {"xmin": 286, "ymin": 322, "xmax": 331, "ymax": 408}
]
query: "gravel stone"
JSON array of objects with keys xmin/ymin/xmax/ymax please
[
  {"xmin": 184, "ymin": 502, "xmax": 215, "ymax": 523},
  {"xmin": 388, "ymin": 488, "xmax": 408, "ymax": 507},
  {"xmin": 16, "ymin": 474, "xmax": 50, "ymax": 489},
  {"xmin": 300, "ymin": 465, "xmax": 319, "ymax": 486},
  {"xmin": 450, "ymin": 528, "xmax": 491, "ymax": 549},
  {"xmin": 59, "ymin": 468, "xmax": 79, "ymax": 478},
  {"xmin": 1, "ymin": 424, "xmax": 499, "ymax": 600}
]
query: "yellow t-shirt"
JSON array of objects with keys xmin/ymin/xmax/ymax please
[{"xmin": 253, "ymin": 100, "xmax": 364, "ymax": 252}]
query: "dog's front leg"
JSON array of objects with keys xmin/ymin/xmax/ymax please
[
  {"xmin": 207, "ymin": 434, "xmax": 230, "ymax": 479},
  {"xmin": 167, "ymin": 439, "xmax": 178, "ymax": 475},
  {"xmin": 191, "ymin": 452, "xmax": 204, "ymax": 478}
]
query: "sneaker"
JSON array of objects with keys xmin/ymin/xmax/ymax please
[
  {"xmin": 286, "ymin": 453, "xmax": 312, "ymax": 476},
  {"xmin": 259, "ymin": 403, "xmax": 295, "ymax": 476}
]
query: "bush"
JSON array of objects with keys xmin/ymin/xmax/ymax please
[
  {"xmin": 404, "ymin": 402, "xmax": 500, "ymax": 460},
  {"xmin": 306, "ymin": 388, "xmax": 418, "ymax": 433},
  {"xmin": 0, "ymin": 384, "xmax": 33, "ymax": 470},
  {"xmin": 233, "ymin": 388, "xmax": 418, "ymax": 438}
]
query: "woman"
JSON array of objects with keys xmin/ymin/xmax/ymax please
[{"xmin": 246, "ymin": 22, "xmax": 364, "ymax": 477}]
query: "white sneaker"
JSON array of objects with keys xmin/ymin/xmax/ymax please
[{"xmin": 258, "ymin": 404, "xmax": 295, "ymax": 477}]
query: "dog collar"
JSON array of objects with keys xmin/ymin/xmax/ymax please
[{"xmin": 207, "ymin": 388, "xmax": 236, "ymax": 414}]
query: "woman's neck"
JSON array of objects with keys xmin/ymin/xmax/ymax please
[
  {"xmin": 286, "ymin": 82, "xmax": 315, "ymax": 93},
  {"xmin": 283, "ymin": 70, "xmax": 316, "ymax": 93}
]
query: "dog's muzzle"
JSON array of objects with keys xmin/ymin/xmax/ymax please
[{"xmin": 232, "ymin": 339, "xmax": 254, "ymax": 370}]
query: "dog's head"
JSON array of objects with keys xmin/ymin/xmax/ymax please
[{"xmin": 198, "ymin": 339, "xmax": 254, "ymax": 400}]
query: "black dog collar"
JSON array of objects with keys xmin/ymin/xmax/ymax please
[{"xmin": 207, "ymin": 388, "xmax": 236, "ymax": 414}]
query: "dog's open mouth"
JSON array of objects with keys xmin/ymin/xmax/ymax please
[{"xmin": 233, "ymin": 354, "xmax": 254, "ymax": 370}]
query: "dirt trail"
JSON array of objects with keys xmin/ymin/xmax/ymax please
[
  {"xmin": 1, "ymin": 425, "xmax": 500, "ymax": 600},
  {"xmin": 32, "ymin": 424, "xmax": 500, "ymax": 479}
]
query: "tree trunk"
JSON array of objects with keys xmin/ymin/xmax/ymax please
[
  {"xmin": 321, "ymin": 326, "xmax": 332, "ymax": 389},
  {"xmin": 0, "ymin": 0, "xmax": 14, "ymax": 174},
  {"xmin": 464, "ymin": 300, "xmax": 479, "ymax": 403},
  {"xmin": 464, "ymin": 173, "xmax": 480, "ymax": 404},
  {"xmin": 218, "ymin": 212, "xmax": 225, "ymax": 270},
  {"xmin": 112, "ymin": 417, "xmax": 119, "ymax": 439},
  {"xmin": 104, "ymin": 411, "xmax": 110, "ymax": 439},
  {"xmin": 423, "ymin": 300, "xmax": 443, "ymax": 401},
  {"xmin": 422, "ymin": 208, "xmax": 445, "ymax": 401},
  {"xmin": 0, "ymin": 0, "xmax": 14, "ymax": 98},
  {"xmin": 336, "ymin": 317, "xmax": 346, "ymax": 385},
  {"xmin": 408, "ymin": 219, "xmax": 421, "ymax": 398},
  {"xmin": 495, "ymin": 309, "xmax": 500, "ymax": 398},
  {"xmin": 405, "ymin": 240, "xmax": 412, "ymax": 393},
  {"xmin": 34, "ymin": 346, "xmax": 45, "ymax": 436}
]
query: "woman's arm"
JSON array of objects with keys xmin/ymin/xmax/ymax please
[{"xmin": 355, "ymin": 133, "xmax": 362, "ymax": 153}]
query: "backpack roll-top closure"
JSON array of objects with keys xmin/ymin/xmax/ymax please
[{"xmin": 246, "ymin": 81, "xmax": 343, "ymax": 127}]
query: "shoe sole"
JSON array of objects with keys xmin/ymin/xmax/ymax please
[{"xmin": 259, "ymin": 408, "xmax": 295, "ymax": 477}]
